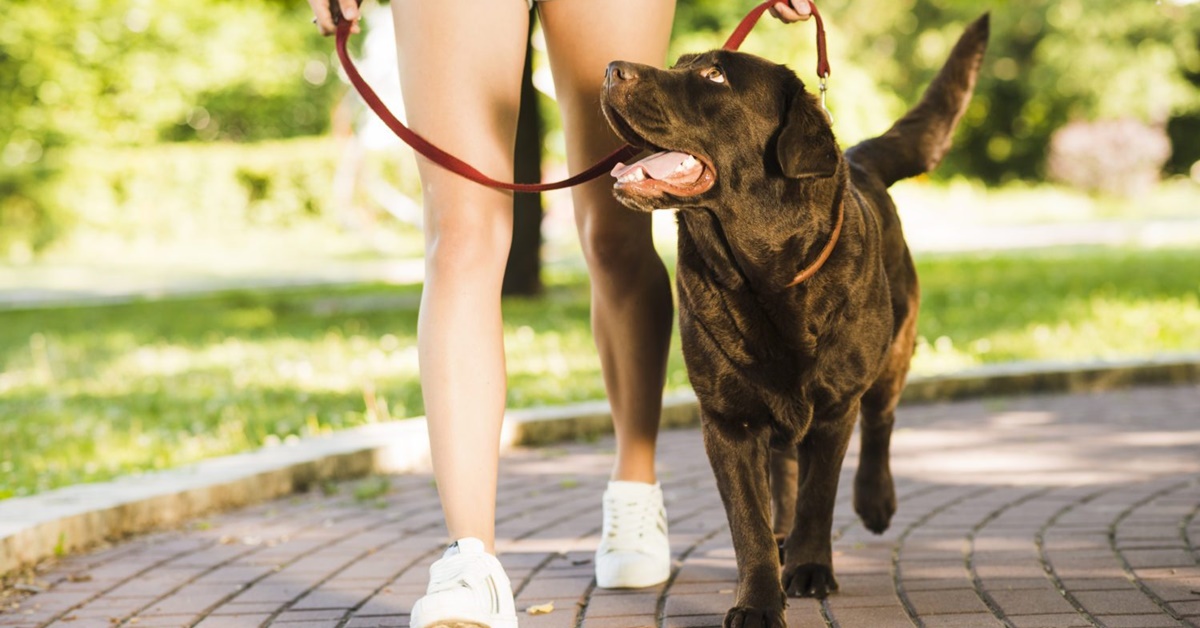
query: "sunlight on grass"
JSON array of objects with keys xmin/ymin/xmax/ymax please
[
  {"xmin": 1, "ymin": 247, "xmax": 1197, "ymax": 500},
  {"xmin": 910, "ymin": 247, "xmax": 1200, "ymax": 373}
]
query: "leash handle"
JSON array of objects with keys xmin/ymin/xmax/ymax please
[{"xmin": 723, "ymin": 0, "xmax": 831, "ymax": 80}]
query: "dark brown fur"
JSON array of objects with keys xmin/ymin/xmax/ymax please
[{"xmin": 600, "ymin": 15, "xmax": 989, "ymax": 627}]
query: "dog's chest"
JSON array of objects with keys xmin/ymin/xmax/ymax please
[{"xmin": 674, "ymin": 212, "xmax": 894, "ymax": 425}]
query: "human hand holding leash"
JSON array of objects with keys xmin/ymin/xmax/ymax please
[
  {"xmin": 769, "ymin": 0, "xmax": 813, "ymax": 23},
  {"xmin": 308, "ymin": 0, "xmax": 361, "ymax": 36}
]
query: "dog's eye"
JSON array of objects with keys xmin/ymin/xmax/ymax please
[{"xmin": 702, "ymin": 66, "xmax": 726, "ymax": 84}]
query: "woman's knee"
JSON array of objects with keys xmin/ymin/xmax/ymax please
[
  {"xmin": 579, "ymin": 219, "xmax": 659, "ymax": 278},
  {"xmin": 424, "ymin": 212, "xmax": 513, "ymax": 278}
]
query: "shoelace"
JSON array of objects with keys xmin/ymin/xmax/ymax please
[
  {"xmin": 602, "ymin": 494, "xmax": 664, "ymax": 553},
  {"xmin": 425, "ymin": 553, "xmax": 504, "ymax": 614}
]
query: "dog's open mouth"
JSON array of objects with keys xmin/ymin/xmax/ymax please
[
  {"xmin": 604, "ymin": 107, "xmax": 716, "ymax": 199},
  {"xmin": 611, "ymin": 149, "xmax": 715, "ymax": 198}
]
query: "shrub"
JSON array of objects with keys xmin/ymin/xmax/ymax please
[
  {"xmin": 48, "ymin": 138, "xmax": 416, "ymax": 252},
  {"xmin": 1046, "ymin": 119, "xmax": 1172, "ymax": 197}
]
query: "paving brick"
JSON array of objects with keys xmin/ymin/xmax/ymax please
[
  {"xmin": 194, "ymin": 614, "xmax": 274, "ymax": 627},
  {"xmin": 1072, "ymin": 590, "xmax": 1167, "ymax": 615},
  {"xmin": 1091, "ymin": 615, "xmax": 1187, "ymax": 628},
  {"xmin": 986, "ymin": 587, "xmax": 1078, "ymax": 616},
  {"xmin": 920, "ymin": 612, "xmax": 1003, "ymax": 627},
  {"xmin": 660, "ymin": 615, "xmax": 724, "ymax": 627},
  {"xmin": 905, "ymin": 588, "xmax": 991, "ymax": 616},
  {"xmin": 583, "ymin": 592, "xmax": 659, "ymax": 617},
  {"xmin": 125, "ymin": 615, "xmax": 194, "ymax": 627},
  {"xmin": 828, "ymin": 606, "xmax": 919, "ymax": 628},
  {"xmin": 274, "ymin": 608, "xmax": 348, "ymax": 622},
  {"xmin": 208, "ymin": 601, "xmax": 283, "ymax": 615},
  {"xmin": 581, "ymin": 615, "xmax": 657, "ymax": 628},
  {"xmin": 663, "ymin": 591, "xmax": 736, "ymax": 617},
  {"xmin": 1006, "ymin": 613, "xmax": 1093, "ymax": 628},
  {"xmin": 343, "ymin": 616, "xmax": 407, "ymax": 628}
]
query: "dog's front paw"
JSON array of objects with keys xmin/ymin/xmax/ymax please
[
  {"xmin": 854, "ymin": 469, "xmax": 896, "ymax": 534},
  {"xmin": 724, "ymin": 606, "xmax": 786, "ymax": 628},
  {"xmin": 783, "ymin": 562, "xmax": 839, "ymax": 599}
]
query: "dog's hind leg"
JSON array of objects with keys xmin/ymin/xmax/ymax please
[
  {"xmin": 781, "ymin": 408, "xmax": 856, "ymax": 599},
  {"xmin": 855, "ymin": 292, "xmax": 919, "ymax": 534},
  {"xmin": 701, "ymin": 417, "xmax": 786, "ymax": 626}
]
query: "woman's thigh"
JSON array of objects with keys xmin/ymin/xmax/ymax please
[
  {"xmin": 538, "ymin": 0, "xmax": 675, "ymax": 167},
  {"xmin": 391, "ymin": 0, "xmax": 530, "ymax": 240}
]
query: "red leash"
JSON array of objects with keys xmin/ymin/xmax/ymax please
[
  {"xmin": 334, "ymin": 1, "xmax": 830, "ymax": 193},
  {"xmin": 723, "ymin": 0, "xmax": 829, "ymax": 79}
]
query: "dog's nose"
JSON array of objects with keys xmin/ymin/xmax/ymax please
[{"xmin": 606, "ymin": 61, "xmax": 639, "ymax": 84}]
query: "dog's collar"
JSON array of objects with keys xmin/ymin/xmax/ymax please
[{"xmin": 785, "ymin": 198, "xmax": 844, "ymax": 288}]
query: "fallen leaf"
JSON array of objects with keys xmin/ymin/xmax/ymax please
[
  {"xmin": 526, "ymin": 601, "xmax": 554, "ymax": 615},
  {"xmin": 67, "ymin": 573, "xmax": 93, "ymax": 583}
]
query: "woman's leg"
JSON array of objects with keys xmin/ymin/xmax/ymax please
[
  {"xmin": 539, "ymin": 0, "xmax": 677, "ymax": 590},
  {"xmin": 391, "ymin": 0, "xmax": 529, "ymax": 554},
  {"xmin": 538, "ymin": 0, "xmax": 676, "ymax": 484}
]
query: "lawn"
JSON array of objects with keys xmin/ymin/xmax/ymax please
[{"xmin": 1, "ymin": 246, "xmax": 1198, "ymax": 500}]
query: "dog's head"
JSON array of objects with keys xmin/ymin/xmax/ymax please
[{"xmin": 600, "ymin": 50, "xmax": 840, "ymax": 212}]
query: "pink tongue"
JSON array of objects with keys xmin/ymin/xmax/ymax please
[{"xmin": 611, "ymin": 150, "xmax": 695, "ymax": 180}]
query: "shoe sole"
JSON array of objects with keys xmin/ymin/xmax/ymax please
[
  {"xmin": 422, "ymin": 619, "xmax": 517, "ymax": 628},
  {"xmin": 596, "ymin": 568, "xmax": 670, "ymax": 589}
]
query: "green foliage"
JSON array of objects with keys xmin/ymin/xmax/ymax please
[
  {"xmin": 353, "ymin": 476, "xmax": 391, "ymax": 501},
  {"xmin": 18, "ymin": 138, "xmax": 422, "ymax": 265},
  {"xmin": 669, "ymin": 0, "xmax": 1200, "ymax": 182},
  {"xmin": 63, "ymin": 139, "xmax": 337, "ymax": 241},
  {"xmin": 0, "ymin": 0, "xmax": 343, "ymax": 256},
  {"xmin": 1, "ymin": 0, "xmax": 338, "ymax": 147},
  {"xmin": 0, "ymin": 164, "xmax": 67, "ymax": 261}
]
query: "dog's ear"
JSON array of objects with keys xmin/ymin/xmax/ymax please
[{"xmin": 776, "ymin": 89, "xmax": 839, "ymax": 179}]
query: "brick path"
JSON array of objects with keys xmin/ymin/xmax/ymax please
[{"xmin": 3, "ymin": 384, "xmax": 1199, "ymax": 628}]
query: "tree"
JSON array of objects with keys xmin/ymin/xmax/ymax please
[{"xmin": 503, "ymin": 14, "xmax": 544, "ymax": 297}]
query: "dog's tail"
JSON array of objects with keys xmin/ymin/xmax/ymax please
[{"xmin": 845, "ymin": 14, "xmax": 989, "ymax": 188}]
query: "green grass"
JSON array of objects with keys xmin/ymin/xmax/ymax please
[
  {"xmin": 2, "ymin": 247, "xmax": 1198, "ymax": 500},
  {"xmin": 911, "ymin": 247, "xmax": 1200, "ymax": 372}
]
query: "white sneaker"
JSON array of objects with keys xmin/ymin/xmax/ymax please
[
  {"xmin": 410, "ymin": 538, "xmax": 518, "ymax": 628},
  {"xmin": 595, "ymin": 481, "xmax": 671, "ymax": 589}
]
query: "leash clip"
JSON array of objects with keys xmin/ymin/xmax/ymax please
[{"xmin": 819, "ymin": 72, "xmax": 832, "ymax": 123}]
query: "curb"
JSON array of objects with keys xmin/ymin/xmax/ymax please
[{"xmin": 3, "ymin": 352, "xmax": 1199, "ymax": 579}]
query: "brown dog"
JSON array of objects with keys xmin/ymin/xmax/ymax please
[{"xmin": 600, "ymin": 16, "xmax": 989, "ymax": 627}]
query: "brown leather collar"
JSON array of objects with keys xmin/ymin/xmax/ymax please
[{"xmin": 784, "ymin": 199, "xmax": 844, "ymax": 288}]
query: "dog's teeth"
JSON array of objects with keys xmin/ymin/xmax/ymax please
[
  {"xmin": 671, "ymin": 156, "xmax": 698, "ymax": 175},
  {"xmin": 618, "ymin": 169, "xmax": 646, "ymax": 184}
]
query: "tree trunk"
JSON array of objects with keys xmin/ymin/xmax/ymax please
[{"xmin": 502, "ymin": 14, "xmax": 543, "ymax": 297}]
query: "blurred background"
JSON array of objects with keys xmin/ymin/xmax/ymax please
[{"xmin": 1, "ymin": 0, "xmax": 1198, "ymax": 499}]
